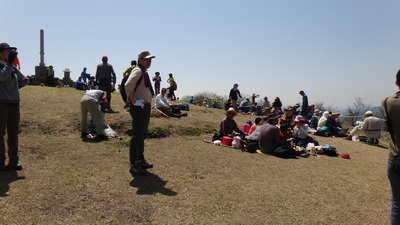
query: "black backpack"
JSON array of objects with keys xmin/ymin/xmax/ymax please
[
  {"xmin": 120, "ymin": 74, "xmax": 143, "ymax": 103},
  {"xmin": 273, "ymin": 144, "xmax": 297, "ymax": 158}
]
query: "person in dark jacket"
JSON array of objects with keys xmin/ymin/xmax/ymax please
[
  {"xmin": 229, "ymin": 83, "xmax": 241, "ymax": 112},
  {"xmin": 0, "ymin": 43, "xmax": 28, "ymax": 171}
]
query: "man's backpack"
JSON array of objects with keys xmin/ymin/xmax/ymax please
[
  {"xmin": 120, "ymin": 76, "xmax": 128, "ymax": 103},
  {"xmin": 173, "ymin": 81, "xmax": 177, "ymax": 91},
  {"xmin": 120, "ymin": 74, "xmax": 143, "ymax": 103}
]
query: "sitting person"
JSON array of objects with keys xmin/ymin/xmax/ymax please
[
  {"xmin": 293, "ymin": 115, "xmax": 319, "ymax": 147},
  {"xmin": 309, "ymin": 109, "xmax": 321, "ymax": 129},
  {"xmin": 280, "ymin": 124, "xmax": 293, "ymax": 143},
  {"xmin": 219, "ymin": 108, "xmax": 245, "ymax": 137},
  {"xmin": 224, "ymin": 99, "xmax": 232, "ymax": 111},
  {"xmin": 246, "ymin": 117, "xmax": 268, "ymax": 142},
  {"xmin": 262, "ymin": 107, "xmax": 271, "ymax": 118},
  {"xmin": 239, "ymin": 98, "xmax": 251, "ymax": 113},
  {"xmin": 317, "ymin": 111, "xmax": 330, "ymax": 130},
  {"xmin": 249, "ymin": 117, "xmax": 262, "ymax": 134},
  {"xmin": 345, "ymin": 111, "xmax": 383, "ymax": 144},
  {"xmin": 188, "ymin": 96, "xmax": 195, "ymax": 104},
  {"xmin": 155, "ymin": 88, "xmax": 172, "ymax": 117},
  {"xmin": 75, "ymin": 77, "xmax": 88, "ymax": 90},
  {"xmin": 280, "ymin": 106, "xmax": 295, "ymax": 129},
  {"xmin": 325, "ymin": 112, "xmax": 347, "ymax": 137},
  {"xmin": 241, "ymin": 120, "xmax": 252, "ymax": 134},
  {"xmin": 154, "ymin": 88, "xmax": 186, "ymax": 118},
  {"xmin": 259, "ymin": 113, "xmax": 287, "ymax": 154},
  {"xmin": 88, "ymin": 76, "xmax": 97, "ymax": 90}
]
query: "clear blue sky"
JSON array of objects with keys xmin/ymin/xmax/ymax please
[{"xmin": 3, "ymin": 0, "xmax": 400, "ymax": 108}]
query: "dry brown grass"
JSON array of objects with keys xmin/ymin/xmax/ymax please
[{"xmin": 0, "ymin": 86, "xmax": 391, "ymax": 224}]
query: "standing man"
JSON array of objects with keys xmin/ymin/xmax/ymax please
[
  {"xmin": 152, "ymin": 72, "xmax": 162, "ymax": 95},
  {"xmin": 299, "ymin": 90, "xmax": 309, "ymax": 117},
  {"xmin": 95, "ymin": 56, "xmax": 116, "ymax": 111},
  {"xmin": 382, "ymin": 70, "xmax": 400, "ymax": 224},
  {"xmin": 229, "ymin": 83, "xmax": 241, "ymax": 112},
  {"xmin": 0, "ymin": 43, "xmax": 28, "ymax": 171},
  {"xmin": 125, "ymin": 51, "xmax": 155, "ymax": 176}
]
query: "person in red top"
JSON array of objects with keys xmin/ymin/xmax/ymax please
[{"xmin": 248, "ymin": 117, "xmax": 262, "ymax": 134}]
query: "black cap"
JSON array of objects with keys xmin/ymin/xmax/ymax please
[{"xmin": 0, "ymin": 43, "xmax": 17, "ymax": 51}]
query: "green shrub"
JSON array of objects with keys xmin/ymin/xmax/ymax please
[
  {"xmin": 147, "ymin": 126, "xmax": 171, "ymax": 138},
  {"xmin": 178, "ymin": 125, "xmax": 217, "ymax": 136}
]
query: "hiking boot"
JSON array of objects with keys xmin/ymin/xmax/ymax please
[
  {"xmin": 9, "ymin": 164, "xmax": 22, "ymax": 171},
  {"xmin": 343, "ymin": 135, "xmax": 352, "ymax": 141},
  {"xmin": 81, "ymin": 132, "xmax": 88, "ymax": 138},
  {"xmin": 0, "ymin": 165, "xmax": 10, "ymax": 172},
  {"xmin": 139, "ymin": 159, "xmax": 153, "ymax": 169},
  {"xmin": 129, "ymin": 162, "xmax": 146, "ymax": 176},
  {"xmin": 96, "ymin": 135, "xmax": 109, "ymax": 140}
]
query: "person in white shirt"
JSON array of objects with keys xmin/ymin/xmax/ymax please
[{"xmin": 155, "ymin": 88, "xmax": 172, "ymax": 117}]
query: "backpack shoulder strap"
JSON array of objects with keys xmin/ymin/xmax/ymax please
[
  {"xmin": 384, "ymin": 97, "xmax": 396, "ymax": 145},
  {"xmin": 133, "ymin": 74, "xmax": 143, "ymax": 93}
]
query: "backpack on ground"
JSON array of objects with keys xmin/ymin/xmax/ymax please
[
  {"xmin": 319, "ymin": 144, "xmax": 338, "ymax": 156},
  {"xmin": 243, "ymin": 140, "xmax": 259, "ymax": 153},
  {"xmin": 273, "ymin": 144, "xmax": 297, "ymax": 158}
]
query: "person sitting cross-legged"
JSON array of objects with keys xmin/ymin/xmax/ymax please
[{"xmin": 219, "ymin": 108, "xmax": 245, "ymax": 137}]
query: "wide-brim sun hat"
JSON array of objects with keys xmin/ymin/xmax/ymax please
[
  {"xmin": 294, "ymin": 115, "xmax": 306, "ymax": 122},
  {"xmin": 226, "ymin": 108, "xmax": 238, "ymax": 116},
  {"xmin": 267, "ymin": 113, "xmax": 281, "ymax": 121}
]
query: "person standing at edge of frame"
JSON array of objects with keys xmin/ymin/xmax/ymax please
[{"xmin": 0, "ymin": 42, "xmax": 29, "ymax": 171}]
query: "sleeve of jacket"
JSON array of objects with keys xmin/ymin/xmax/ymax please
[
  {"xmin": 0, "ymin": 60, "xmax": 13, "ymax": 82},
  {"xmin": 15, "ymin": 68, "xmax": 28, "ymax": 88}
]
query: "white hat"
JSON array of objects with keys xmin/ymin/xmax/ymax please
[{"xmin": 365, "ymin": 111, "xmax": 373, "ymax": 116}]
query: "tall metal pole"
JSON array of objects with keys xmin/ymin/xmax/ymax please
[{"xmin": 39, "ymin": 29, "xmax": 45, "ymax": 66}]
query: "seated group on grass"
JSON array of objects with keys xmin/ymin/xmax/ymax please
[
  {"xmin": 218, "ymin": 107, "xmax": 319, "ymax": 157},
  {"xmin": 217, "ymin": 105, "xmax": 383, "ymax": 157}
]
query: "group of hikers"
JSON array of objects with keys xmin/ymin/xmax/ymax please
[
  {"xmin": 2, "ymin": 41, "xmax": 400, "ymax": 223},
  {"xmin": 214, "ymin": 83, "xmax": 385, "ymax": 157}
]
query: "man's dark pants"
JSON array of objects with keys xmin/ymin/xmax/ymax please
[
  {"xmin": 0, "ymin": 103, "xmax": 20, "ymax": 166},
  {"xmin": 98, "ymin": 78, "xmax": 112, "ymax": 108},
  {"xmin": 129, "ymin": 104, "xmax": 151, "ymax": 165},
  {"xmin": 154, "ymin": 84, "xmax": 160, "ymax": 96}
]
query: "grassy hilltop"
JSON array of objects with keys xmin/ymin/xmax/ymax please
[{"xmin": 0, "ymin": 86, "xmax": 391, "ymax": 224}]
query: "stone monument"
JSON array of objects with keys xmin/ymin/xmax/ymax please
[{"xmin": 35, "ymin": 29, "xmax": 47, "ymax": 78}]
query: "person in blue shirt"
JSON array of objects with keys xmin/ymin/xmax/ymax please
[
  {"xmin": 75, "ymin": 77, "xmax": 87, "ymax": 90},
  {"xmin": 81, "ymin": 67, "xmax": 91, "ymax": 83}
]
